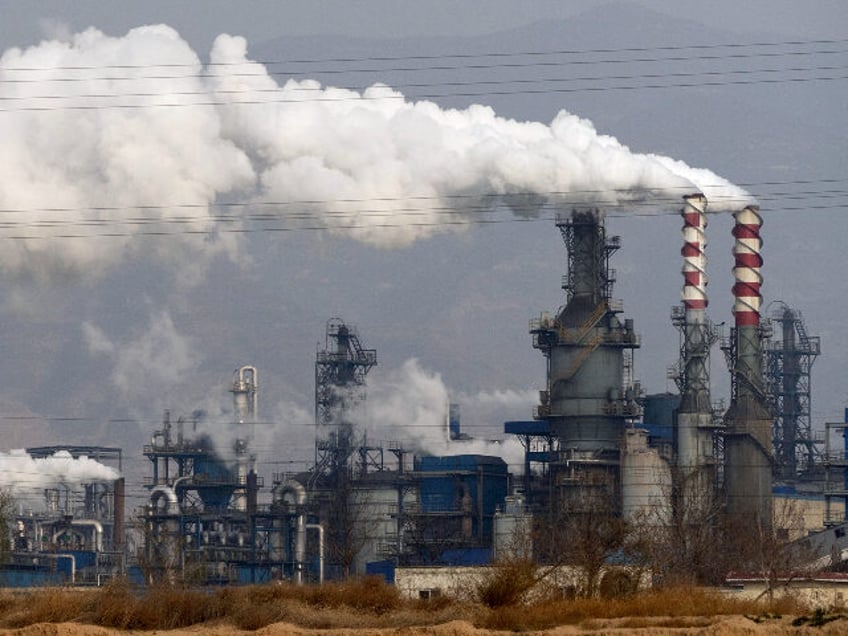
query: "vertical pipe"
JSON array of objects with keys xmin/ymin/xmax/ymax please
[
  {"xmin": 307, "ymin": 524, "xmax": 324, "ymax": 585},
  {"xmin": 113, "ymin": 477, "xmax": 125, "ymax": 548}
]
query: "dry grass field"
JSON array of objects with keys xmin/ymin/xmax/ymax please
[{"xmin": 0, "ymin": 577, "xmax": 844, "ymax": 634}]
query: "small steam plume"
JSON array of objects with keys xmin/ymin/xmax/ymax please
[
  {"xmin": 0, "ymin": 449, "xmax": 119, "ymax": 502},
  {"xmin": 356, "ymin": 359, "xmax": 526, "ymax": 472},
  {"xmin": 0, "ymin": 25, "xmax": 753, "ymax": 284},
  {"xmin": 82, "ymin": 310, "xmax": 198, "ymax": 410}
]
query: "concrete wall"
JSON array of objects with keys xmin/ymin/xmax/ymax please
[
  {"xmin": 774, "ymin": 493, "xmax": 846, "ymax": 540},
  {"xmin": 394, "ymin": 565, "xmax": 650, "ymax": 601},
  {"xmin": 723, "ymin": 577, "xmax": 848, "ymax": 611}
]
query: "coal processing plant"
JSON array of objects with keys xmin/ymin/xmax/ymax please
[{"xmin": 3, "ymin": 199, "xmax": 847, "ymax": 587}]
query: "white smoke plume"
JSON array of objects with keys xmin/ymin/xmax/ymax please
[
  {"xmin": 0, "ymin": 26, "xmax": 255, "ymax": 284},
  {"xmin": 0, "ymin": 449, "xmax": 119, "ymax": 501},
  {"xmin": 82, "ymin": 310, "xmax": 198, "ymax": 409},
  {"xmin": 0, "ymin": 25, "xmax": 752, "ymax": 282},
  {"xmin": 358, "ymin": 359, "xmax": 526, "ymax": 473}
]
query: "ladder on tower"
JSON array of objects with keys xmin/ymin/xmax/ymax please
[
  {"xmin": 563, "ymin": 331, "xmax": 604, "ymax": 380},
  {"xmin": 558, "ymin": 302, "xmax": 607, "ymax": 344},
  {"xmin": 349, "ymin": 331, "xmax": 377, "ymax": 367}
]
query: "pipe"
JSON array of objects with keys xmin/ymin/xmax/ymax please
[
  {"xmin": 51, "ymin": 520, "xmax": 103, "ymax": 552},
  {"xmin": 45, "ymin": 553, "xmax": 76, "ymax": 584},
  {"xmin": 273, "ymin": 480, "xmax": 307, "ymax": 584},
  {"xmin": 71, "ymin": 519, "xmax": 103, "ymax": 552},
  {"xmin": 113, "ymin": 477, "xmax": 125, "ymax": 548},
  {"xmin": 306, "ymin": 523, "xmax": 325, "ymax": 585},
  {"xmin": 150, "ymin": 485, "xmax": 179, "ymax": 513}
]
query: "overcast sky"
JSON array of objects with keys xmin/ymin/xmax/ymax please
[
  {"xmin": 0, "ymin": 1, "xmax": 845, "ymax": 506},
  {"xmin": 1, "ymin": 1, "xmax": 845, "ymax": 45}
]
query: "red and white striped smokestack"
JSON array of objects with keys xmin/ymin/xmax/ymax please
[
  {"xmin": 682, "ymin": 194, "xmax": 708, "ymax": 311},
  {"xmin": 732, "ymin": 205, "xmax": 763, "ymax": 327}
]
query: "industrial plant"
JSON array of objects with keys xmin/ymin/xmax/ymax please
[{"xmin": 2, "ymin": 199, "xmax": 847, "ymax": 589}]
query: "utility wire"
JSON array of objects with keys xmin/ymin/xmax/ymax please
[
  {"xmin": 0, "ymin": 178, "xmax": 844, "ymax": 215},
  {"xmin": 2, "ymin": 63, "xmax": 844, "ymax": 102},
  {"xmin": 1, "ymin": 72, "xmax": 845, "ymax": 112},
  {"xmin": 0, "ymin": 203, "xmax": 842, "ymax": 241},
  {"xmin": 0, "ymin": 180, "xmax": 842, "ymax": 240},
  {"xmin": 3, "ymin": 37, "xmax": 846, "ymax": 74}
]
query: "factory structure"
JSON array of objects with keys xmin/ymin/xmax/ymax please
[{"xmin": 2, "ymin": 199, "xmax": 847, "ymax": 587}]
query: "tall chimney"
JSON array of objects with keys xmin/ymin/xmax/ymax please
[
  {"xmin": 676, "ymin": 194, "xmax": 717, "ymax": 507},
  {"xmin": 724, "ymin": 205, "xmax": 772, "ymax": 528},
  {"xmin": 112, "ymin": 477, "xmax": 125, "ymax": 548}
]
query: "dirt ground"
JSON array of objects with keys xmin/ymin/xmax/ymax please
[{"xmin": 3, "ymin": 616, "xmax": 848, "ymax": 636}]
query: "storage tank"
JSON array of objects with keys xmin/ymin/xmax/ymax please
[
  {"xmin": 493, "ymin": 494, "xmax": 533, "ymax": 560},
  {"xmin": 621, "ymin": 429, "xmax": 672, "ymax": 525}
]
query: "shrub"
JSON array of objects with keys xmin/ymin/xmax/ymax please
[{"xmin": 476, "ymin": 559, "xmax": 539, "ymax": 608}]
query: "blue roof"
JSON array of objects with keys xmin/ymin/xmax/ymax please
[{"xmin": 504, "ymin": 420, "xmax": 550, "ymax": 435}]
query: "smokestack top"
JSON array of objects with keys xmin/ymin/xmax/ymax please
[
  {"xmin": 732, "ymin": 205, "xmax": 763, "ymax": 327},
  {"xmin": 681, "ymin": 194, "xmax": 708, "ymax": 311}
]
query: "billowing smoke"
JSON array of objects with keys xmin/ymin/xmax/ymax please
[
  {"xmin": 0, "ymin": 25, "xmax": 752, "ymax": 283},
  {"xmin": 357, "ymin": 359, "xmax": 526, "ymax": 472},
  {"xmin": 0, "ymin": 26, "xmax": 255, "ymax": 284},
  {"xmin": 0, "ymin": 449, "xmax": 119, "ymax": 501},
  {"xmin": 82, "ymin": 310, "xmax": 198, "ymax": 410}
]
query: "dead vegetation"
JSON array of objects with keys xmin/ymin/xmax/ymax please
[{"xmin": 0, "ymin": 577, "xmax": 827, "ymax": 633}]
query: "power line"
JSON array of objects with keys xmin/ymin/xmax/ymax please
[
  {"xmin": 2, "ymin": 63, "xmax": 844, "ymax": 103},
  {"xmin": 3, "ymin": 37, "xmax": 846, "ymax": 74},
  {"xmin": 1, "ymin": 72, "xmax": 845, "ymax": 113},
  {"xmin": 0, "ymin": 178, "xmax": 844, "ymax": 215},
  {"xmin": 0, "ymin": 180, "xmax": 842, "ymax": 240},
  {"xmin": 0, "ymin": 203, "xmax": 841, "ymax": 241}
]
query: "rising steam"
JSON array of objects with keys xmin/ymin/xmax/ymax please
[
  {"xmin": 0, "ymin": 449, "xmax": 120, "ymax": 499},
  {"xmin": 356, "ymin": 359, "xmax": 527, "ymax": 472},
  {"xmin": 0, "ymin": 25, "xmax": 752, "ymax": 282}
]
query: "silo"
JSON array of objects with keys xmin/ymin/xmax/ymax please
[
  {"xmin": 621, "ymin": 428, "xmax": 672, "ymax": 525},
  {"xmin": 493, "ymin": 495, "xmax": 533, "ymax": 561}
]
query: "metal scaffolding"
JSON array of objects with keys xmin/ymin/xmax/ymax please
[{"xmin": 766, "ymin": 303, "xmax": 821, "ymax": 481}]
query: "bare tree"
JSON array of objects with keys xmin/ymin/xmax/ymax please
[
  {"xmin": 0, "ymin": 488, "xmax": 13, "ymax": 564},
  {"xmin": 724, "ymin": 497, "xmax": 814, "ymax": 601},
  {"xmin": 630, "ymin": 469, "xmax": 727, "ymax": 585},
  {"xmin": 534, "ymin": 490, "xmax": 631, "ymax": 598}
]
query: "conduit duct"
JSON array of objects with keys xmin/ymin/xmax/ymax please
[{"xmin": 274, "ymin": 480, "xmax": 307, "ymax": 584}]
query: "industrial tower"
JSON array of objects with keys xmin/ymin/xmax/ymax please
[
  {"xmin": 231, "ymin": 365, "xmax": 258, "ymax": 511},
  {"xmin": 531, "ymin": 209, "xmax": 640, "ymax": 509},
  {"xmin": 765, "ymin": 304, "xmax": 821, "ymax": 482},
  {"xmin": 723, "ymin": 206, "xmax": 773, "ymax": 527},
  {"xmin": 670, "ymin": 194, "xmax": 721, "ymax": 514},
  {"xmin": 313, "ymin": 318, "xmax": 377, "ymax": 475}
]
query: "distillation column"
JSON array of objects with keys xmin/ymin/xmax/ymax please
[
  {"xmin": 675, "ymin": 194, "xmax": 719, "ymax": 509},
  {"xmin": 724, "ymin": 206, "xmax": 772, "ymax": 526},
  {"xmin": 231, "ymin": 365, "xmax": 258, "ymax": 511},
  {"xmin": 531, "ymin": 210, "xmax": 640, "ymax": 509}
]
